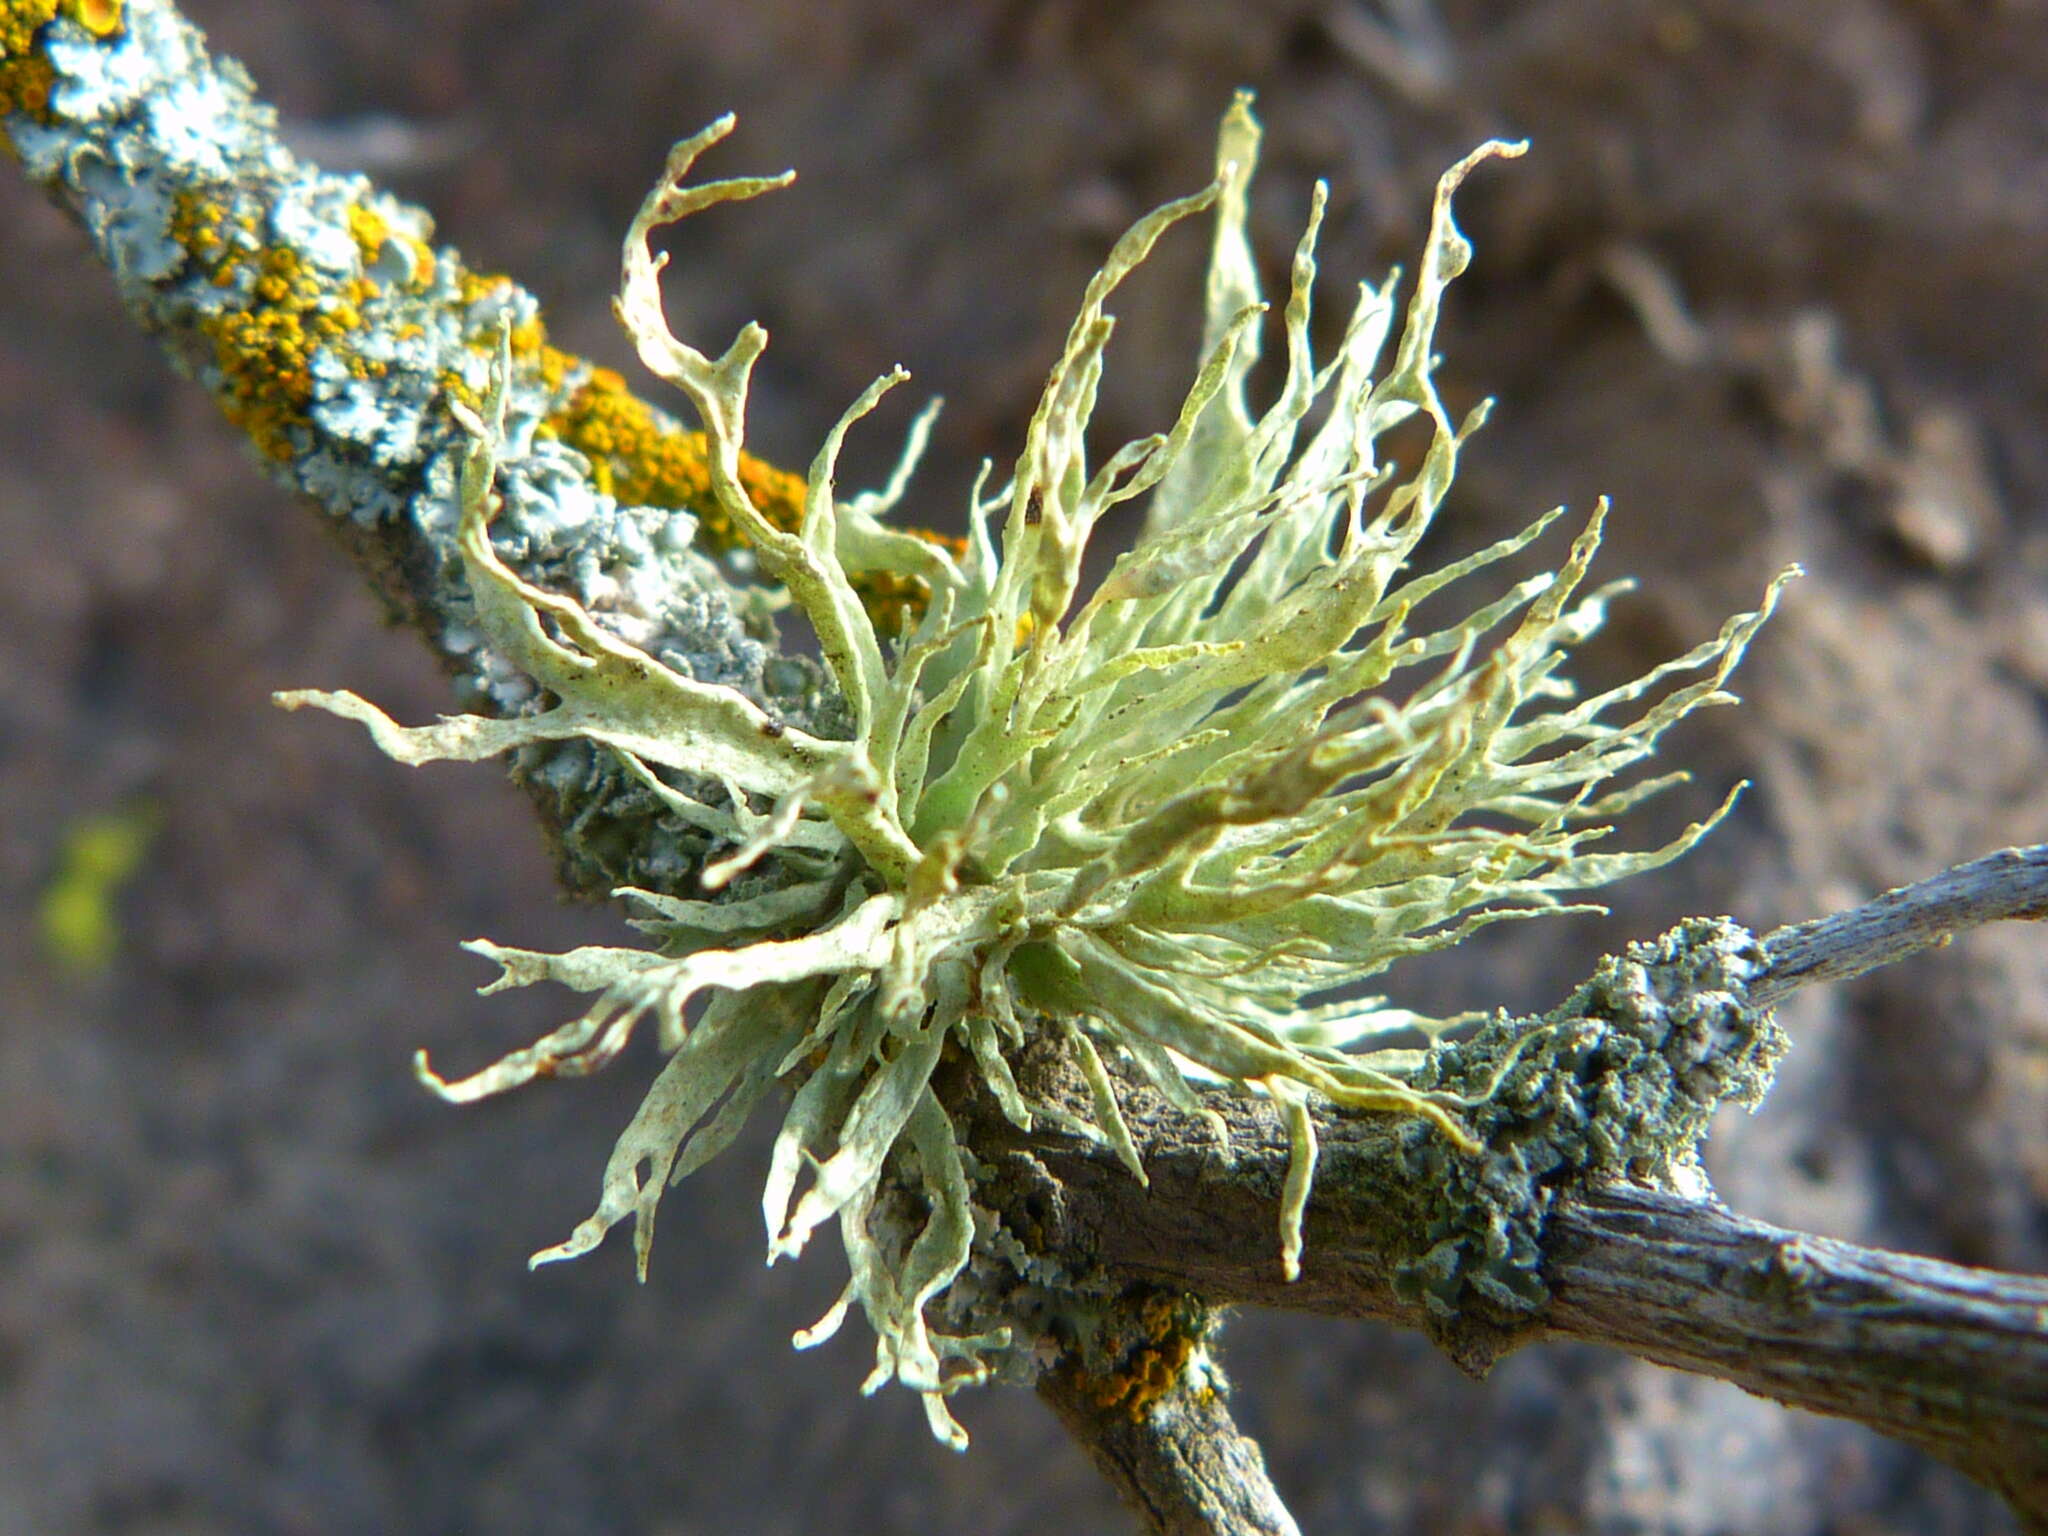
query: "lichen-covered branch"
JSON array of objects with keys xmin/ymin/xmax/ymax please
[
  {"xmin": 85, "ymin": 5, "xmax": 1789, "ymax": 1455},
  {"xmin": 0, "ymin": 0, "xmax": 937, "ymax": 897},
  {"xmin": 1018, "ymin": 1137, "xmax": 2048, "ymax": 1524},
  {"xmin": 982, "ymin": 920, "xmax": 1780, "ymax": 1352},
  {"xmin": 972, "ymin": 857, "xmax": 2048, "ymax": 1525}
]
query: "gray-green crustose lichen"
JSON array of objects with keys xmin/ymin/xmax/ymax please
[
  {"xmin": 278, "ymin": 97, "xmax": 1793, "ymax": 1445},
  {"xmin": 1391, "ymin": 916, "xmax": 1786, "ymax": 1319}
]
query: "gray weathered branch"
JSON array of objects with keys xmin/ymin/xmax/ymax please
[
  {"xmin": 1754, "ymin": 842, "xmax": 2048, "ymax": 1007},
  {"xmin": 1545, "ymin": 1184, "xmax": 2048, "ymax": 1526}
]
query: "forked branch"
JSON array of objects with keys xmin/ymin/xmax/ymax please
[{"xmin": 987, "ymin": 848, "xmax": 2048, "ymax": 1533}]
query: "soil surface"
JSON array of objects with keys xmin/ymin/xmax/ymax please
[{"xmin": 2, "ymin": 2, "xmax": 2043, "ymax": 1532}]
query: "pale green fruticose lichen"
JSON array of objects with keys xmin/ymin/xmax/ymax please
[{"xmin": 278, "ymin": 97, "xmax": 1791, "ymax": 1446}]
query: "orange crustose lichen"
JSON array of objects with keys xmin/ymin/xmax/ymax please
[
  {"xmin": 0, "ymin": 2, "xmax": 124, "ymax": 120},
  {"xmin": 159, "ymin": 163, "xmax": 958, "ymax": 632},
  {"xmin": 1085, "ymin": 1293, "xmax": 1208, "ymax": 1421},
  {"xmin": 69, "ymin": 0, "xmax": 118, "ymax": 36},
  {"xmin": 0, "ymin": 3, "xmax": 64, "ymax": 120},
  {"xmin": 171, "ymin": 192, "xmax": 384, "ymax": 461}
]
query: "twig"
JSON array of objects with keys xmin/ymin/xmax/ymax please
[
  {"xmin": 1545, "ymin": 1184, "xmax": 2048, "ymax": 1527},
  {"xmin": 1038, "ymin": 1348, "xmax": 1303, "ymax": 1536},
  {"xmin": 1754, "ymin": 842, "xmax": 2048, "ymax": 1007},
  {"xmin": 2, "ymin": 0, "xmax": 832, "ymax": 899}
]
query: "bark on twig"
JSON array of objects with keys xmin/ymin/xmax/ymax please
[
  {"xmin": 1545, "ymin": 1184, "xmax": 2048, "ymax": 1527},
  {"xmin": 1038, "ymin": 1352, "xmax": 1302, "ymax": 1536},
  {"xmin": 1754, "ymin": 842, "xmax": 2048, "ymax": 1007},
  {"xmin": 2, "ymin": 0, "xmax": 835, "ymax": 901}
]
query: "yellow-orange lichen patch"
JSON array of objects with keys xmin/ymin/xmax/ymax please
[
  {"xmin": 168, "ymin": 194, "xmax": 380, "ymax": 461},
  {"xmin": 0, "ymin": 3, "xmax": 63, "ymax": 122},
  {"xmin": 1085, "ymin": 1293, "xmax": 1207, "ymax": 1422},
  {"xmin": 547, "ymin": 363, "xmax": 712, "ymax": 513},
  {"xmin": 175, "ymin": 175, "xmax": 960, "ymax": 633},
  {"xmin": 455, "ymin": 268, "xmax": 516, "ymax": 316},
  {"xmin": 859, "ymin": 565, "xmax": 942, "ymax": 642},
  {"xmin": 452, "ymin": 269, "xmax": 552, "ymax": 370},
  {"xmin": 66, "ymin": 0, "xmax": 120, "ymax": 38},
  {"xmin": 0, "ymin": 1, "xmax": 125, "ymax": 123},
  {"xmin": 536, "ymin": 342, "xmax": 574, "ymax": 396},
  {"xmin": 508, "ymin": 313, "xmax": 545, "ymax": 361},
  {"xmin": 345, "ymin": 203, "xmax": 436, "ymax": 292},
  {"xmin": 345, "ymin": 203, "xmax": 389, "ymax": 265}
]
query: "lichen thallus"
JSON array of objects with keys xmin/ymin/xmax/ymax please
[{"xmin": 279, "ymin": 95, "xmax": 1791, "ymax": 1445}]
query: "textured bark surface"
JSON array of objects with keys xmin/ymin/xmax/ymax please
[
  {"xmin": 1038, "ymin": 1351, "xmax": 1303, "ymax": 1536},
  {"xmin": 1012, "ymin": 1130, "xmax": 2048, "ymax": 1526},
  {"xmin": 1544, "ymin": 1186, "xmax": 2048, "ymax": 1527},
  {"xmin": 4, "ymin": 3, "xmax": 2046, "ymax": 1533},
  {"xmin": 1757, "ymin": 844, "xmax": 2048, "ymax": 1007}
]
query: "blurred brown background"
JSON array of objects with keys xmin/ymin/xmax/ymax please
[{"xmin": 3, "ymin": 2, "xmax": 2045, "ymax": 1531}]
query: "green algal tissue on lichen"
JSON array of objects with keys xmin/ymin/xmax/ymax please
[{"xmin": 278, "ymin": 96, "xmax": 1791, "ymax": 1447}]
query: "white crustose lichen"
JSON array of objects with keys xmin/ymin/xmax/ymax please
[{"xmin": 278, "ymin": 95, "xmax": 1790, "ymax": 1446}]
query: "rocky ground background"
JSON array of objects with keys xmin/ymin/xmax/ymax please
[{"xmin": 2, "ymin": 2, "xmax": 2044, "ymax": 1532}]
